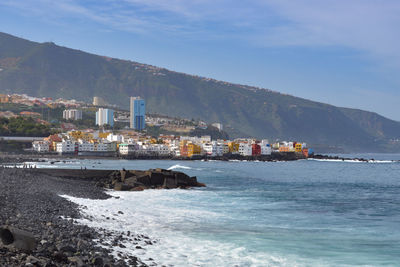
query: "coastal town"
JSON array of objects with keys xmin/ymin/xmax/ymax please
[{"xmin": 0, "ymin": 93, "xmax": 312, "ymax": 159}]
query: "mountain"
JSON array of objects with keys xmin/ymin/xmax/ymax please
[{"xmin": 0, "ymin": 32, "xmax": 399, "ymax": 152}]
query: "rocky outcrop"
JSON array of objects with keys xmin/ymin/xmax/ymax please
[
  {"xmin": 31, "ymin": 167, "xmax": 206, "ymax": 191},
  {"xmin": 104, "ymin": 168, "xmax": 206, "ymax": 191}
]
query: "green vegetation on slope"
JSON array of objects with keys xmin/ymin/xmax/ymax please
[{"xmin": 0, "ymin": 117, "xmax": 52, "ymax": 137}]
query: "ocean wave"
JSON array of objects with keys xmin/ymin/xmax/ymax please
[
  {"xmin": 167, "ymin": 164, "xmax": 192, "ymax": 170},
  {"xmin": 60, "ymin": 192, "xmax": 299, "ymax": 267}
]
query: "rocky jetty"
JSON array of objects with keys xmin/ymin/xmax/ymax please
[
  {"xmin": 32, "ymin": 168, "xmax": 206, "ymax": 191},
  {"xmin": 106, "ymin": 168, "xmax": 206, "ymax": 191}
]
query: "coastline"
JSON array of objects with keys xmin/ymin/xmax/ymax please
[
  {"xmin": 1, "ymin": 152, "xmax": 397, "ymax": 166},
  {"xmin": 0, "ymin": 151, "xmax": 305, "ymax": 163},
  {"xmin": 0, "ymin": 167, "xmax": 149, "ymax": 266},
  {"xmin": 1, "ymin": 154, "xmax": 399, "ymax": 266}
]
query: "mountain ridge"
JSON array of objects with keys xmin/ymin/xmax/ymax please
[{"xmin": 0, "ymin": 31, "xmax": 399, "ymax": 152}]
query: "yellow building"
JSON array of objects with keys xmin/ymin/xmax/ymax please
[
  {"xmin": 295, "ymin": 143, "xmax": 302, "ymax": 152},
  {"xmin": 187, "ymin": 143, "xmax": 202, "ymax": 157},
  {"xmin": 228, "ymin": 142, "xmax": 239, "ymax": 153},
  {"xmin": 98, "ymin": 132, "xmax": 110, "ymax": 139},
  {"xmin": 68, "ymin": 131, "xmax": 93, "ymax": 141}
]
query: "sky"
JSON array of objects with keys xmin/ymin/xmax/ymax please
[{"xmin": 0, "ymin": 0, "xmax": 399, "ymax": 121}]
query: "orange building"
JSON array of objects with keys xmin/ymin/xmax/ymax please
[
  {"xmin": 302, "ymin": 148, "xmax": 309, "ymax": 158},
  {"xmin": 187, "ymin": 143, "xmax": 202, "ymax": 157},
  {"xmin": 279, "ymin": 146, "xmax": 290, "ymax": 152}
]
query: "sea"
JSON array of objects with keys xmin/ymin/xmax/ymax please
[{"xmin": 29, "ymin": 154, "xmax": 400, "ymax": 266}]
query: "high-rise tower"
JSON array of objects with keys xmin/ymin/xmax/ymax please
[{"xmin": 130, "ymin": 97, "xmax": 145, "ymax": 130}]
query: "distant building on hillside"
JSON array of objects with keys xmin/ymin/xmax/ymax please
[
  {"xmin": 130, "ymin": 97, "xmax": 145, "ymax": 130},
  {"xmin": 96, "ymin": 108, "xmax": 114, "ymax": 127},
  {"xmin": 63, "ymin": 109, "xmax": 82, "ymax": 120},
  {"xmin": 0, "ymin": 94, "xmax": 10, "ymax": 103},
  {"xmin": 211, "ymin": 122, "xmax": 223, "ymax": 131},
  {"xmin": 93, "ymin": 96, "xmax": 107, "ymax": 106}
]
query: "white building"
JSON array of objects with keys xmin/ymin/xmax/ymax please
[
  {"xmin": 154, "ymin": 144, "xmax": 170, "ymax": 156},
  {"xmin": 216, "ymin": 142, "xmax": 225, "ymax": 156},
  {"xmin": 32, "ymin": 141, "xmax": 50, "ymax": 152},
  {"xmin": 107, "ymin": 134, "xmax": 124, "ymax": 143},
  {"xmin": 219, "ymin": 143, "xmax": 229, "ymax": 155},
  {"xmin": 119, "ymin": 143, "xmax": 140, "ymax": 155},
  {"xmin": 56, "ymin": 140, "xmax": 75, "ymax": 154},
  {"xmin": 238, "ymin": 143, "xmax": 252, "ymax": 156},
  {"xmin": 77, "ymin": 140, "xmax": 94, "ymax": 152},
  {"xmin": 96, "ymin": 108, "xmax": 114, "ymax": 127},
  {"xmin": 202, "ymin": 142, "xmax": 217, "ymax": 156},
  {"xmin": 261, "ymin": 144, "xmax": 272, "ymax": 155},
  {"xmin": 169, "ymin": 144, "xmax": 181, "ymax": 156},
  {"xmin": 180, "ymin": 135, "xmax": 211, "ymax": 143},
  {"xmin": 63, "ymin": 109, "xmax": 82, "ymax": 120},
  {"xmin": 211, "ymin": 123, "xmax": 223, "ymax": 131}
]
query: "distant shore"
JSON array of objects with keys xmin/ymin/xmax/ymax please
[
  {"xmin": 2, "ymin": 151, "xmax": 397, "ymax": 165},
  {"xmin": 0, "ymin": 151, "xmax": 307, "ymax": 163}
]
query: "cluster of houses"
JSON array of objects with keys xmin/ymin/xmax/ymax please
[
  {"xmin": 32, "ymin": 131, "xmax": 311, "ymax": 158},
  {"xmin": 0, "ymin": 93, "xmax": 85, "ymax": 108}
]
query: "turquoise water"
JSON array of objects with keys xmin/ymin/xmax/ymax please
[{"xmin": 34, "ymin": 155, "xmax": 400, "ymax": 266}]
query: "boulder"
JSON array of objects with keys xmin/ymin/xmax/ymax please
[
  {"xmin": 113, "ymin": 183, "xmax": 133, "ymax": 191},
  {"xmin": 163, "ymin": 177, "xmax": 177, "ymax": 189},
  {"xmin": 107, "ymin": 168, "xmax": 205, "ymax": 191},
  {"xmin": 136, "ymin": 175, "xmax": 151, "ymax": 186},
  {"xmin": 124, "ymin": 177, "xmax": 138, "ymax": 186},
  {"xmin": 148, "ymin": 172, "xmax": 164, "ymax": 185}
]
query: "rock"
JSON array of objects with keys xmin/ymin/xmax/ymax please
[
  {"xmin": 163, "ymin": 177, "xmax": 177, "ymax": 189},
  {"xmin": 148, "ymin": 172, "xmax": 164, "ymax": 185},
  {"xmin": 92, "ymin": 257, "xmax": 104, "ymax": 266},
  {"xmin": 136, "ymin": 175, "xmax": 151, "ymax": 185},
  {"xmin": 113, "ymin": 183, "xmax": 133, "ymax": 191},
  {"xmin": 68, "ymin": 256, "xmax": 84, "ymax": 267},
  {"xmin": 25, "ymin": 255, "xmax": 41, "ymax": 265},
  {"xmin": 124, "ymin": 177, "xmax": 138, "ymax": 186},
  {"xmin": 57, "ymin": 245, "xmax": 76, "ymax": 253},
  {"xmin": 130, "ymin": 186, "xmax": 145, "ymax": 191}
]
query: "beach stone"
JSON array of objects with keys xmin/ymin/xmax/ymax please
[
  {"xmin": 92, "ymin": 257, "xmax": 104, "ymax": 266},
  {"xmin": 68, "ymin": 256, "xmax": 84, "ymax": 266}
]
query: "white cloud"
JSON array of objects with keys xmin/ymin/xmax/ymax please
[
  {"xmin": 2, "ymin": 0, "xmax": 400, "ymax": 69},
  {"xmin": 258, "ymin": 0, "xmax": 400, "ymax": 68}
]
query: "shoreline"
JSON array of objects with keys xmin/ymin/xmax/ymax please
[
  {"xmin": 1, "ymin": 152, "xmax": 398, "ymax": 166},
  {"xmin": 1, "ymin": 154, "xmax": 398, "ymax": 265},
  {"xmin": 0, "ymin": 167, "xmax": 150, "ymax": 266}
]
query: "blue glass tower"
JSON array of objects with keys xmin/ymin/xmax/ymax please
[{"xmin": 130, "ymin": 97, "xmax": 145, "ymax": 130}]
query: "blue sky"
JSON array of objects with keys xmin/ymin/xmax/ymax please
[{"xmin": 1, "ymin": 0, "xmax": 399, "ymax": 121}]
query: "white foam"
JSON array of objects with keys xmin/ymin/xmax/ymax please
[
  {"xmin": 60, "ymin": 191, "xmax": 300, "ymax": 267},
  {"xmin": 167, "ymin": 164, "xmax": 192, "ymax": 170}
]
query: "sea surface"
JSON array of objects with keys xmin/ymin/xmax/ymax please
[{"xmin": 30, "ymin": 154, "xmax": 400, "ymax": 266}]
